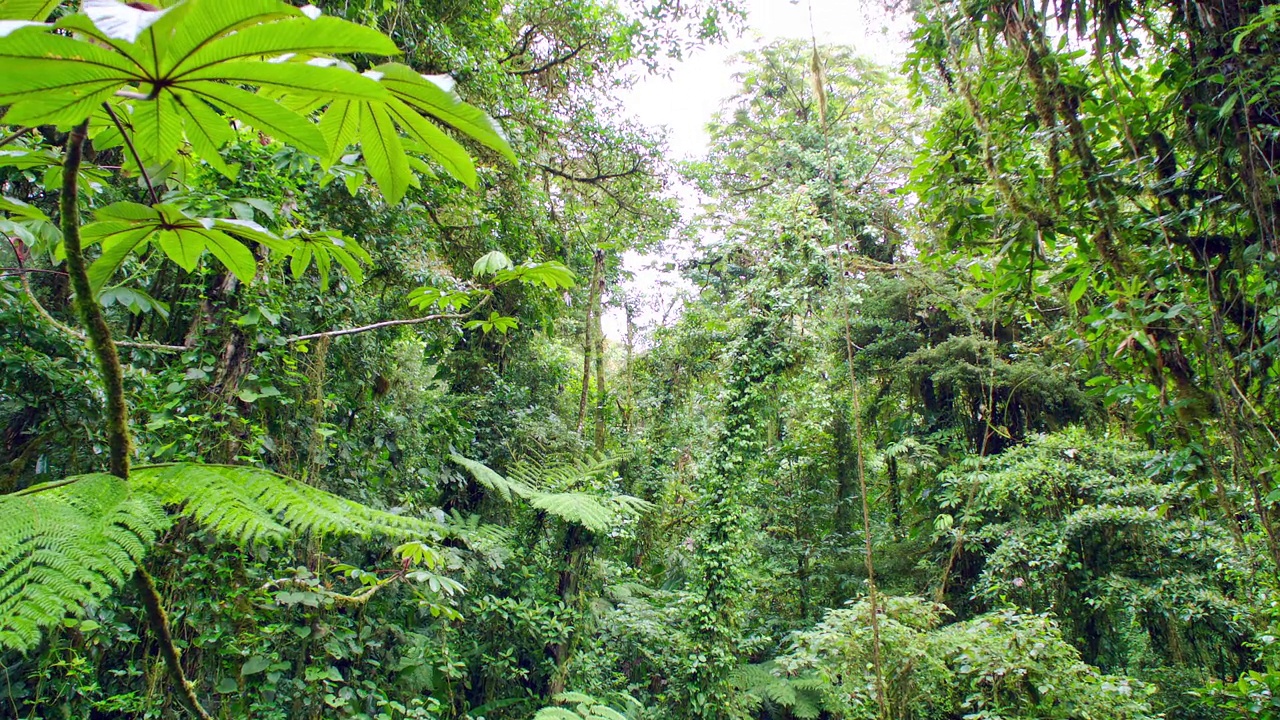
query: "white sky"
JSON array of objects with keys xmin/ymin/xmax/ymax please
[{"xmin": 601, "ymin": 0, "xmax": 914, "ymax": 340}]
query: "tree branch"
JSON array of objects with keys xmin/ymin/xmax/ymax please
[
  {"xmin": 536, "ymin": 161, "xmax": 643, "ymax": 185},
  {"xmin": 284, "ymin": 297, "xmax": 488, "ymax": 343},
  {"xmin": 500, "ymin": 24, "xmax": 540, "ymax": 63},
  {"xmin": 511, "ymin": 43, "xmax": 586, "ymax": 76},
  {"xmin": 0, "ymin": 126, "xmax": 34, "ymax": 148}
]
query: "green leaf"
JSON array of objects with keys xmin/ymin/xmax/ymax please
[
  {"xmin": 357, "ymin": 100, "xmax": 410, "ymax": 205},
  {"xmin": 189, "ymin": 81, "xmax": 327, "ymax": 156},
  {"xmin": 319, "ymin": 98, "xmax": 360, "ymax": 164},
  {"xmin": 495, "ymin": 261, "xmax": 576, "ymax": 289},
  {"xmin": 172, "ymin": 89, "xmax": 238, "ymax": 176},
  {"xmin": 0, "ymin": 474, "xmax": 170, "ymax": 652},
  {"xmin": 283, "ymin": 230, "xmax": 368, "ymax": 290},
  {"xmin": 472, "ymin": 250, "xmax": 512, "ymax": 276},
  {"xmin": 169, "ymin": 14, "xmax": 398, "ymax": 76},
  {"xmin": 86, "ymin": 225, "xmax": 153, "ymax": 292},
  {"xmin": 383, "ymin": 96, "xmax": 475, "ymax": 187},
  {"xmin": 160, "ymin": 0, "xmax": 302, "ymax": 75},
  {"xmin": 184, "ymin": 60, "xmax": 389, "ymax": 102},
  {"xmin": 129, "ymin": 91, "xmax": 185, "ymax": 165},
  {"xmin": 372, "ymin": 63, "xmax": 515, "ymax": 163},
  {"xmin": 1068, "ymin": 274, "xmax": 1088, "ymax": 304},
  {"xmin": 0, "ymin": 0, "xmax": 62, "ymax": 21},
  {"xmin": 534, "ymin": 709, "xmax": 582, "ymax": 720},
  {"xmin": 588, "ymin": 706, "xmax": 627, "ymax": 720},
  {"xmin": 200, "ymin": 224, "xmax": 258, "ymax": 282},
  {"xmin": 240, "ymin": 655, "xmax": 271, "ymax": 676}
]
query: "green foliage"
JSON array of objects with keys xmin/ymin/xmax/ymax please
[
  {"xmin": 0, "ymin": 462, "xmax": 452, "ymax": 654},
  {"xmin": 0, "ymin": 474, "xmax": 166, "ymax": 652},
  {"xmin": 535, "ymin": 691, "xmax": 640, "ymax": 720},
  {"xmin": 450, "ymin": 454, "xmax": 651, "ymax": 533},
  {"xmin": 133, "ymin": 463, "xmax": 447, "ymax": 543},
  {"xmin": 777, "ymin": 597, "xmax": 1156, "ymax": 720}
]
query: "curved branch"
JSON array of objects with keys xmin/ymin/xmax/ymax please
[
  {"xmin": 536, "ymin": 161, "xmax": 643, "ymax": 185},
  {"xmin": 284, "ymin": 296, "xmax": 489, "ymax": 343},
  {"xmin": 510, "ymin": 43, "xmax": 586, "ymax": 76}
]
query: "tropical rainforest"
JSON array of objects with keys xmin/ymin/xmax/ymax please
[{"xmin": 0, "ymin": 0, "xmax": 1278, "ymax": 717}]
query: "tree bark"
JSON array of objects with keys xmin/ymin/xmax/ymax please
[{"xmin": 592, "ymin": 249, "xmax": 606, "ymax": 452}]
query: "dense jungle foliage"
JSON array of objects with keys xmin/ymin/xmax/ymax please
[{"xmin": 1, "ymin": 0, "xmax": 1280, "ymax": 717}]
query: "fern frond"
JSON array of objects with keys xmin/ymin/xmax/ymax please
[
  {"xmin": 790, "ymin": 688, "xmax": 822, "ymax": 719},
  {"xmin": 449, "ymin": 453, "xmax": 534, "ymax": 501},
  {"xmin": 133, "ymin": 464, "xmax": 445, "ymax": 544},
  {"xmin": 508, "ymin": 455, "xmax": 620, "ymax": 492},
  {"xmin": 534, "ymin": 708, "xmax": 581, "ymax": 720},
  {"xmin": 529, "ymin": 492, "xmax": 618, "ymax": 532},
  {"xmin": 451, "ymin": 455, "xmax": 651, "ymax": 532},
  {"xmin": 0, "ymin": 474, "xmax": 169, "ymax": 652}
]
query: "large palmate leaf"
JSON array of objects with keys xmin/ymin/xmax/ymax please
[
  {"xmin": 0, "ymin": 0, "xmax": 60, "ymax": 21},
  {"xmin": 81, "ymin": 201, "xmax": 270, "ymax": 291},
  {"xmin": 0, "ymin": 0, "xmax": 515, "ymax": 204},
  {"xmin": 0, "ymin": 0, "xmax": 394, "ymax": 153},
  {"xmin": 314, "ymin": 62, "xmax": 521, "ymax": 202}
]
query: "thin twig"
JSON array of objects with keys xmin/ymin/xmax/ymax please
[
  {"xmin": 102, "ymin": 102, "xmax": 160, "ymax": 205},
  {"xmin": 7, "ymin": 237, "xmax": 188, "ymax": 352},
  {"xmin": 0, "ymin": 126, "xmax": 34, "ymax": 148}
]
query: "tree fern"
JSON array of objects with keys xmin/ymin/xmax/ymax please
[
  {"xmin": 450, "ymin": 454, "xmax": 652, "ymax": 533},
  {"xmin": 0, "ymin": 474, "xmax": 168, "ymax": 652},
  {"xmin": 0, "ymin": 462, "xmax": 450, "ymax": 653}
]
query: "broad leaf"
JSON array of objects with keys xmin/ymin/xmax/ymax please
[
  {"xmin": 280, "ymin": 229, "xmax": 370, "ymax": 290},
  {"xmin": 372, "ymin": 63, "xmax": 516, "ymax": 164},
  {"xmin": 83, "ymin": 202, "xmax": 260, "ymax": 291},
  {"xmin": 472, "ymin": 250, "xmax": 513, "ymax": 276},
  {"xmin": 0, "ymin": 0, "xmax": 61, "ymax": 21}
]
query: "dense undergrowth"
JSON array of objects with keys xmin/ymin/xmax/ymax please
[{"xmin": 1, "ymin": 0, "xmax": 1279, "ymax": 717}]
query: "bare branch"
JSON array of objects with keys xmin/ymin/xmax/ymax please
[
  {"xmin": 284, "ymin": 295, "xmax": 490, "ymax": 343},
  {"xmin": 536, "ymin": 161, "xmax": 643, "ymax": 185}
]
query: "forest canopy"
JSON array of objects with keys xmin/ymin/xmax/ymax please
[{"xmin": 0, "ymin": 0, "xmax": 1278, "ymax": 718}]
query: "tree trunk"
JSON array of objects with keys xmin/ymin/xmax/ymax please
[
  {"xmin": 576, "ymin": 250, "xmax": 603, "ymax": 434},
  {"xmin": 592, "ymin": 249, "xmax": 606, "ymax": 452},
  {"xmin": 833, "ymin": 409, "xmax": 855, "ymax": 533}
]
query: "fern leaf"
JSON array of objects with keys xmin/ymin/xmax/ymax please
[
  {"xmin": 133, "ymin": 463, "xmax": 444, "ymax": 544},
  {"xmin": 534, "ymin": 708, "xmax": 582, "ymax": 720},
  {"xmin": 449, "ymin": 453, "xmax": 534, "ymax": 501},
  {"xmin": 790, "ymin": 688, "xmax": 822, "ymax": 719},
  {"xmin": 529, "ymin": 492, "xmax": 616, "ymax": 533},
  {"xmin": 452, "ymin": 455, "xmax": 650, "ymax": 531},
  {"xmin": 0, "ymin": 474, "xmax": 169, "ymax": 652}
]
